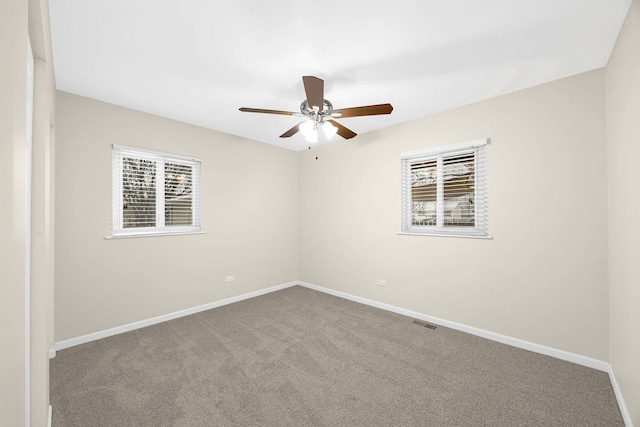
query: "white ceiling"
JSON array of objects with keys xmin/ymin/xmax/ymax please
[{"xmin": 49, "ymin": 0, "xmax": 630, "ymax": 151}]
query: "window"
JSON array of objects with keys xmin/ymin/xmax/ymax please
[
  {"xmin": 400, "ymin": 138, "xmax": 488, "ymax": 238},
  {"xmin": 111, "ymin": 145, "xmax": 201, "ymax": 237}
]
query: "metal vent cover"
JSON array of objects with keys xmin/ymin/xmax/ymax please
[{"xmin": 413, "ymin": 320, "xmax": 437, "ymax": 330}]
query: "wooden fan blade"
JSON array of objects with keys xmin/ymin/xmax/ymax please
[
  {"xmin": 302, "ymin": 76, "xmax": 324, "ymax": 110},
  {"xmin": 239, "ymin": 107, "xmax": 297, "ymax": 116},
  {"xmin": 327, "ymin": 120, "xmax": 357, "ymax": 139},
  {"xmin": 332, "ymin": 103, "xmax": 393, "ymax": 118},
  {"xmin": 280, "ymin": 122, "xmax": 303, "ymax": 138}
]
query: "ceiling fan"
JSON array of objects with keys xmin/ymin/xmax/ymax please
[{"xmin": 239, "ymin": 76, "xmax": 393, "ymax": 143}]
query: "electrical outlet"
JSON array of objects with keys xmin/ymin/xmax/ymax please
[
  {"xmin": 226, "ymin": 275, "xmax": 235, "ymax": 282},
  {"xmin": 377, "ymin": 279, "xmax": 386, "ymax": 287}
]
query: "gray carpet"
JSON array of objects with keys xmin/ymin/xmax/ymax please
[{"xmin": 50, "ymin": 286, "xmax": 624, "ymax": 426}]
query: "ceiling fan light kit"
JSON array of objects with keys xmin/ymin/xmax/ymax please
[
  {"xmin": 299, "ymin": 120, "xmax": 318, "ymax": 143},
  {"xmin": 239, "ymin": 76, "xmax": 393, "ymax": 144},
  {"xmin": 298, "ymin": 120, "xmax": 338, "ymax": 143}
]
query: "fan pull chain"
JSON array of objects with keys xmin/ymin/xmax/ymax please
[{"xmin": 308, "ymin": 145, "xmax": 319, "ymax": 160}]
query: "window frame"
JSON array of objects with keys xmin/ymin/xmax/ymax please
[
  {"xmin": 400, "ymin": 138, "xmax": 489, "ymax": 239},
  {"xmin": 111, "ymin": 144, "xmax": 202, "ymax": 238}
]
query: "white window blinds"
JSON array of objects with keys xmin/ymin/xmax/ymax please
[
  {"xmin": 112, "ymin": 145, "xmax": 201, "ymax": 237},
  {"xmin": 401, "ymin": 139, "xmax": 488, "ymax": 237}
]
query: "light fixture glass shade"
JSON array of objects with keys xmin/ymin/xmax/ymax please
[
  {"xmin": 300, "ymin": 120, "xmax": 320, "ymax": 143},
  {"xmin": 299, "ymin": 120, "xmax": 314, "ymax": 138},
  {"xmin": 305, "ymin": 131, "xmax": 318, "ymax": 143},
  {"xmin": 322, "ymin": 122, "xmax": 338, "ymax": 139}
]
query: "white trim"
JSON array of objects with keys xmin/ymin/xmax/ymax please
[
  {"xmin": 296, "ymin": 281, "xmax": 610, "ymax": 372},
  {"xmin": 105, "ymin": 230, "xmax": 206, "ymax": 240},
  {"xmin": 51, "ymin": 279, "xmax": 632, "ymax": 424},
  {"xmin": 400, "ymin": 138, "xmax": 489, "ymax": 159},
  {"xmin": 609, "ymin": 365, "xmax": 635, "ymax": 427},
  {"xmin": 112, "ymin": 147, "xmax": 122, "ymax": 230},
  {"xmin": 112, "ymin": 145, "xmax": 201, "ymax": 237},
  {"xmin": 397, "ymin": 232, "xmax": 493, "ymax": 239},
  {"xmin": 401, "ymin": 140, "xmax": 488, "ymax": 237},
  {"xmin": 47, "ymin": 405, "xmax": 52, "ymax": 427},
  {"xmin": 55, "ymin": 279, "xmax": 612, "ymax": 373},
  {"xmin": 112, "ymin": 144, "xmax": 201, "ymax": 163},
  {"xmin": 25, "ymin": 37, "xmax": 34, "ymax": 427},
  {"xmin": 54, "ymin": 281, "xmax": 298, "ymax": 351}
]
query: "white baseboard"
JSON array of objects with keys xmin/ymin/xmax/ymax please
[
  {"xmin": 609, "ymin": 365, "xmax": 635, "ymax": 427},
  {"xmin": 51, "ymin": 279, "xmax": 632, "ymax": 426},
  {"xmin": 297, "ymin": 281, "xmax": 610, "ymax": 372},
  {"xmin": 55, "ymin": 279, "xmax": 610, "ymax": 371},
  {"xmin": 298, "ymin": 281, "xmax": 639, "ymax": 426},
  {"xmin": 48, "ymin": 405, "xmax": 52, "ymax": 427},
  {"xmin": 54, "ymin": 281, "xmax": 298, "ymax": 352}
]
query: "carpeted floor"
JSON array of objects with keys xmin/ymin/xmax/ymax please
[{"xmin": 50, "ymin": 286, "xmax": 624, "ymax": 426}]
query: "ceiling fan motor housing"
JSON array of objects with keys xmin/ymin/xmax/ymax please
[{"xmin": 300, "ymin": 99, "xmax": 333, "ymax": 121}]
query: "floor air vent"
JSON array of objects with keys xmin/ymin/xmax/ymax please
[{"xmin": 413, "ymin": 320, "xmax": 437, "ymax": 330}]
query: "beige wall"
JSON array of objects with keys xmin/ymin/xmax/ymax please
[
  {"xmin": 54, "ymin": 92, "xmax": 298, "ymax": 341},
  {"xmin": 607, "ymin": 0, "xmax": 640, "ymax": 424},
  {"xmin": 0, "ymin": 0, "xmax": 29, "ymax": 424},
  {"xmin": 298, "ymin": 69, "xmax": 609, "ymax": 361}
]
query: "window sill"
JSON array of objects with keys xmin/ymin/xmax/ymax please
[
  {"xmin": 105, "ymin": 230, "xmax": 206, "ymax": 240},
  {"xmin": 397, "ymin": 231, "xmax": 493, "ymax": 240}
]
